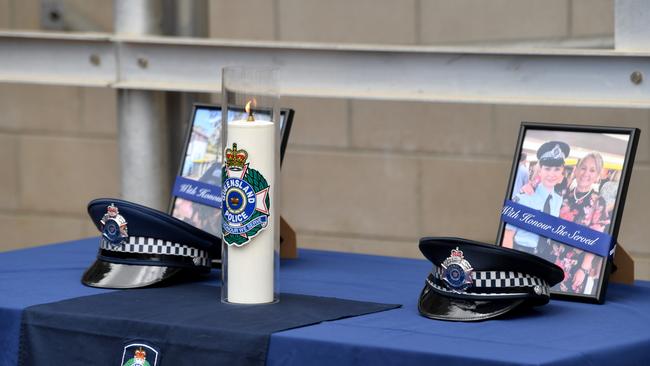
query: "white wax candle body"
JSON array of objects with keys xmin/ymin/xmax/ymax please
[{"xmin": 225, "ymin": 119, "xmax": 276, "ymax": 304}]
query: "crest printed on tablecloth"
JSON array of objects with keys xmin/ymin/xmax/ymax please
[
  {"xmin": 120, "ymin": 343, "xmax": 158, "ymax": 366},
  {"xmin": 222, "ymin": 143, "xmax": 270, "ymax": 247}
]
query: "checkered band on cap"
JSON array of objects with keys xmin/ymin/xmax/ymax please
[
  {"xmin": 428, "ymin": 265, "xmax": 550, "ymax": 298},
  {"xmin": 100, "ymin": 236, "xmax": 210, "ymax": 267}
]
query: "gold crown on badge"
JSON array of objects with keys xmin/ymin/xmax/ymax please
[{"xmin": 225, "ymin": 143, "xmax": 248, "ymax": 170}]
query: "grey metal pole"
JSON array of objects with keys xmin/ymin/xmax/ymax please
[
  {"xmin": 114, "ymin": 0, "xmax": 162, "ymax": 35},
  {"xmin": 167, "ymin": 0, "xmax": 208, "ymax": 38},
  {"xmin": 615, "ymin": 0, "xmax": 650, "ymax": 51},
  {"xmin": 114, "ymin": 0, "xmax": 169, "ymax": 210},
  {"xmin": 163, "ymin": 0, "xmax": 209, "ymax": 181}
]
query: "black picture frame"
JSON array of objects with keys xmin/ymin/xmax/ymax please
[
  {"xmin": 496, "ymin": 122, "xmax": 640, "ymax": 303},
  {"xmin": 169, "ymin": 103, "xmax": 294, "ymax": 238}
]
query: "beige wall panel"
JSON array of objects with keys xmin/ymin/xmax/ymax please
[
  {"xmin": 11, "ymin": 0, "xmax": 40, "ymax": 30},
  {"xmin": 571, "ymin": 0, "xmax": 613, "ymax": 37},
  {"xmin": 19, "ymin": 136, "xmax": 120, "ymax": 214},
  {"xmin": 0, "ymin": 213, "xmax": 86, "ymax": 251},
  {"xmin": 0, "ymin": 134, "xmax": 19, "ymax": 209},
  {"xmin": 420, "ymin": 0, "xmax": 568, "ymax": 44},
  {"xmin": 351, "ymin": 100, "xmax": 495, "ymax": 154},
  {"xmin": 0, "ymin": 0, "xmax": 10, "ymax": 28},
  {"xmin": 283, "ymin": 97, "xmax": 349, "ymax": 148},
  {"xmin": 80, "ymin": 87, "xmax": 117, "ymax": 136},
  {"xmin": 209, "ymin": 0, "xmax": 275, "ymax": 40},
  {"xmin": 0, "ymin": 84, "xmax": 81, "ymax": 133},
  {"xmin": 83, "ymin": 218, "xmax": 99, "ymax": 237},
  {"xmin": 278, "ymin": 0, "xmax": 417, "ymax": 44},
  {"xmin": 494, "ymin": 106, "xmax": 650, "ymax": 162},
  {"xmin": 64, "ymin": 0, "xmax": 114, "ymax": 32},
  {"xmin": 616, "ymin": 166, "xmax": 650, "ymax": 254},
  {"xmin": 420, "ymin": 157, "xmax": 510, "ymax": 242},
  {"xmin": 281, "ymin": 149, "xmax": 419, "ymax": 237},
  {"xmin": 297, "ymin": 232, "xmax": 420, "ymax": 258}
]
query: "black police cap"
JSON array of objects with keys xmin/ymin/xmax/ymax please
[
  {"xmin": 418, "ymin": 237, "xmax": 563, "ymax": 322},
  {"xmin": 82, "ymin": 198, "xmax": 220, "ymax": 289},
  {"xmin": 536, "ymin": 141, "xmax": 570, "ymax": 167}
]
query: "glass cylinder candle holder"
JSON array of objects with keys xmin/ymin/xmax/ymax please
[{"xmin": 220, "ymin": 66, "xmax": 280, "ymax": 304}]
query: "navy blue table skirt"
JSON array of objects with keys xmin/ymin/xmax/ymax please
[{"xmin": 2, "ymin": 238, "xmax": 650, "ymax": 365}]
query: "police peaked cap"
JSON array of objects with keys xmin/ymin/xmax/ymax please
[
  {"xmin": 418, "ymin": 237, "xmax": 564, "ymax": 322},
  {"xmin": 536, "ymin": 141, "xmax": 570, "ymax": 167},
  {"xmin": 82, "ymin": 198, "xmax": 220, "ymax": 289}
]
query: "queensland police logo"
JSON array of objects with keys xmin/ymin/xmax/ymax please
[
  {"xmin": 100, "ymin": 203, "xmax": 128, "ymax": 247},
  {"xmin": 441, "ymin": 247, "xmax": 474, "ymax": 291},
  {"xmin": 222, "ymin": 143, "xmax": 270, "ymax": 247},
  {"xmin": 120, "ymin": 343, "xmax": 158, "ymax": 366}
]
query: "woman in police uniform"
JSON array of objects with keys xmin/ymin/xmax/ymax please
[{"xmin": 502, "ymin": 141, "xmax": 570, "ymax": 256}]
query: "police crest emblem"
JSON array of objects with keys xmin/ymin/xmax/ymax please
[
  {"xmin": 100, "ymin": 203, "xmax": 128, "ymax": 247},
  {"xmin": 441, "ymin": 247, "xmax": 474, "ymax": 291},
  {"xmin": 222, "ymin": 143, "xmax": 270, "ymax": 247},
  {"xmin": 120, "ymin": 343, "xmax": 158, "ymax": 366}
]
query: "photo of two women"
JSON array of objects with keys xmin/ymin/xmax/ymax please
[{"xmin": 502, "ymin": 129, "xmax": 631, "ymax": 297}]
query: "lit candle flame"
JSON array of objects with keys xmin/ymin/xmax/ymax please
[{"xmin": 245, "ymin": 100, "xmax": 255, "ymax": 122}]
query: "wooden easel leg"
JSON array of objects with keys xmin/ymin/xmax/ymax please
[
  {"xmin": 610, "ymin": 244, "xmax": 635, "ymax": 285},
  {"xmin": 280, "ymin": 216, "xmax": 297, "ymax": 259}
]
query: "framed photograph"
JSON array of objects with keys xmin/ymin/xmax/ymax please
[
  {"xmin": 496, "ymin": 122, "xmax": 640, "ymax": 303},
  {"xmin": 169, "ymin": 103, "xmax": 294, "ymax": 238}
]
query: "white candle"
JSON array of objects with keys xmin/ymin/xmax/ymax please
[{"xmin": 223, "ymin": 118, "xmax": 275, "ymax": 304}]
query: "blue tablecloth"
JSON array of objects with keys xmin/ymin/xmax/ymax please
[{"xmin": 2, "ymin": 238, "xmax": 650, "ymax": 365}]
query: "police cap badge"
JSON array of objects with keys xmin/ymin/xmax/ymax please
[
  {"xmin": 537, "ymin": 140, "xmax": 570, "ymax": 167},
  {"xmin": 418, "ymin": 237, "xmax": 563, "ymax": 322},
  {"xmin": 82, "ymin": 198, "xmax": 220, "ymax": 289}
]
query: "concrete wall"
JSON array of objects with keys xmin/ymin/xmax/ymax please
[
  {"xmin": 3, "ymin": 0, "xmax": 649, "ymax": 279},
  {"xmin": 209, "ymin": 0, "xmax": 614, "ymax": 44},
  {"xmin": 0, "ymin": 84, "xmax": 119, "ymax": 250},
  {"xmin": 280, "ymin": 99, "xmax": 650, "ymax": 280}
]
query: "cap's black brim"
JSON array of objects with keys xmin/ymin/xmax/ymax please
[
  {"xmin": 81, "ymin": 260, "xmax": 182, "ymax": 289},
  {"xmin": 418, "ymin": 285, "xmax": 524, "ymax": 322}
]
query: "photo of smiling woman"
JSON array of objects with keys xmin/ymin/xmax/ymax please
[
  {"xmin": 499, "ymin": 125, "xmax": 637, "ymax": 300},
  {"xmin": 549, "ymin": 153, "xmax": 608, "ymax": 294}
]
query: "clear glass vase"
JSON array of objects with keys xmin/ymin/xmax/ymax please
[{"xmin": 220, "ymin": 66, "xmax": 280, "ymax": 304}]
